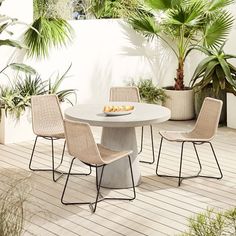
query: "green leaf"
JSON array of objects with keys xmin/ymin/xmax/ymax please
[
  {"xmin": 0, "ymin": 39, "xmax": 24, "ymax": 49},
  {"xmin": 24, "ymin": 16, "xmax": 74, "ymax": 58},
  {"xmin": 190, "ymin": 56, "xmax": 216, "ymax": 85},
  {"xmin": 208, "ymin": 0, "xmax": 235, "ymax": 12},
  {"xmin": 219, "ymin": 57, "xmax": 236, "ymax": 88},
  {"xmin": 204, "ymin": 11, "xmax": 234, "ymax": 48},
  {"xmin": 8, "ymin": 63, "xmax": 37, "ymax": 74},
  {"xmin": 128, "ymin": 13, "xmax": 161, "ymax": 40},
  {"xmin": 145, "ymin": 0, "xmax": 173, "ymax": 10}
]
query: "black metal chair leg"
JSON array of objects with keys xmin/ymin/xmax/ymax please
[
  {"xmin": 29, "ymin": 136, "xmax": 91, "ymax": 182},
  {"xmin": 29, "ymin": 136, "xmax": 38, "ymax": 170},
  {"xmin": 156, "ymin": 136, "xmax": 163, "ymax": 175},
  {"xmin": 128, "ymin": 155, "xmax": 136, "ymax": 200},
  {"xmin": 51, "ymin": 138, "xmax": 64, "ymax": 182},
  {"xmin": 178, "ymin": 142, "xmax": 185, "ymax": 186},
  {"xmin": 62, "ymin": 155, "xmax": 136, "ymax": 212},
  {"xmin": 90, "ymin": 165, "xmax": 105, "ymax": 213},
  {"xmin": 138, "ymin": 126, "xmax": 144, "ymax": 154},
  {"xmin": 29, "ymin": 136, "xmax": 64, "ymax": 174},
  {"xmin": 192, "ymin": 143, "xmax": 202, "ymax": 174},
  {"xmin": 140, "ymin": 125, "xmax": 155, "ymax": 164},
  {"xmin": 61, "ymin": 158, "xmax": 75, "ymax": 204},
  {"xmin": 208, "ymin": 142, "xmax": 223, "ymax": 179},
  {"xmin": 155, "ymin": 138, "xmax": 223, "ymax": 186}
]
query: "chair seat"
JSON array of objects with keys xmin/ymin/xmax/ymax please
[
  {"xmin": 35, "ymin": 125, "xmax": 64, "ymax": 138},
  {"xmin": 97, "ymin": 144, "xmax": 132, "ymax": 164},
  {"xmin": 159, "ymin": 131, "xmax": 211, "ymax": 142}
]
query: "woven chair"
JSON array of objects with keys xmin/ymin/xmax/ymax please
[
  {"xmin": 110, "ymin": 86, "xmax": 155, "ymax": 164},
  {"xmin": 156, "ymin": 97, "xmax": 223, "ymax": 186},
  {"xmin": 29, "ymin": 95, "xmax": 91, "ymax": 182},
  {"xmin": 61, "ymin": 119, "xmax": 136, "ymax": 213}
]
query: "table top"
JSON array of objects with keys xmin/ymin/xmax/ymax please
[{"xmin": 64, "ymin": 102, "xmax": 171, "ymax": 128}]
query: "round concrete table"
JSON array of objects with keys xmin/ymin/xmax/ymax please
[{"xmin": 65, "ymin": 102, "xmax": 171, "ymax": 188}]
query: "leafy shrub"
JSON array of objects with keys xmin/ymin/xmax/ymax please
[
  {"xmin": 182, "ymin": 208, "xmax": 236, "ymax": 236},
  {"xmin": 128, "ymin": 79, "xmax": 167, "ymax": 104}
]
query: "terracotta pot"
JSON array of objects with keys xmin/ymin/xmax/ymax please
[{"xmin": 163, "ymin": 88, "xmax": 195, "ymax": 120}]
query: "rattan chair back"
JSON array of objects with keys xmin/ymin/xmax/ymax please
[
  {"xmin": 31, "ymin": 94, "xmax": 64, "ymax": 136},
  {"xmin": 64, "ymin": 119, "xmax": 105, "ymax": 165},
  {"xmin": 109, "ymin": 87, "xmax": 140, "ymax": 102},
  {"xmin": 191, "ymin": 97, "xmax": 223, "ymax": 140}
]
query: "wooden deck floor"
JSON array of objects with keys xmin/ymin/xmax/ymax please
[{"xmin": 1, "ymin": 120, "xmax": 236, "ymax": 236}]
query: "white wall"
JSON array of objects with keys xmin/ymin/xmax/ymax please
[{"xmin": 1, "ymin": 1, "xmax": 236, "ymax": 105}]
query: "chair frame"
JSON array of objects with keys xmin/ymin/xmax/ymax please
[
  {"xmin": 156, "ymin": 136, "xmax": 223, "ymax": 186},
  {"xmin": 61, "ymin": 155, "xmax": 136, "ymax": 213},
  {"xmin": 109, "ymin": 86, "xmax": 155, "ymax": 164},
  {"xmin": 29, "ymin": 135, "xmax": 92, "ymax": 182},
  {"xmin": 138, "ymin": 125, "xmax": 155, "ymax": 164}
]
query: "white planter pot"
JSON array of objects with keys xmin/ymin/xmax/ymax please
[
  {"xmin": 227, "ymin": 93, "xmax": 236, "ymax": 129},
  {"xmin": 0, "ymin": 108, "xmax": 34, "ymax": 144},
  {"xmin": 163, "ymin": 89, "xmax": 195, "ymax": 120}
]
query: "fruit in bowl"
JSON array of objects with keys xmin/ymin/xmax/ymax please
[{"xmin": 103, "ymin": 105, "xmax": 134, "ymax": 113}]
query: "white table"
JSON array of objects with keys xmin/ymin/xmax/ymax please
[{"xmin": 65, "ymin": 102, "xmax": 171, "ymax": 188}]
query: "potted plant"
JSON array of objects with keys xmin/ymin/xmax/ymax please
[
  {"xmin": 128, "ymin": 79, "xmax": 167, "ymax": 105},
  {"xmin": 0, "ymin": 65, "xmax": 76, "ymax": 144},
  {"xmin": 128, "ymin": 0, "xmax": 234, "ymax": 120},
  {"xmin": 190, "ymin": 44, "xmax": 236, "ymax": 124}
]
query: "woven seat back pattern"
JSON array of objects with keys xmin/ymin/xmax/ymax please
[
  {"xmin": 110, "ymin": 87, "xmax": 140, "ymax": 102},
  {"xmin": 31, "ymin": 95, "xmax": 64, "ymax": 136},
  {"xmin": 64, "ymin": 120, "xmax": 104, "ymax": 165},
  {"xmin": 192, "ymin": 97, "xmax": 223, "ymax": 140}
]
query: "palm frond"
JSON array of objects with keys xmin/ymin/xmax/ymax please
[
  {"xmin": 24, "ymin": 17, "xmax": 74, "ymax": 58},
  {"xmin": 208, "ymin": 0, "xmax": 235, "ymax": 12},
  {"xmin": 167, "ymin": 1, "xmax": 205, "ymax": 27},
  {"xmin": 145, "ymin": 0, "xmax": 173, "ymax": 10},
  {"xmin": 203, "ymin": 10, "xmax": 234, "ymax": 48},
  {"xmin": 128, "ymin": 12, "xmax": 160, "ymax": 40},
  {"xmin": 0, "ymin": 39, "xmax": 24, "ymax": 48},
  {"xmin": 8, "ymin": 63, "xmax": 37, "ymax": 74}
]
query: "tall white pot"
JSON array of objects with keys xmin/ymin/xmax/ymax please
[
  {"xmin": 227, "ymin": 93, "xmax": 236, "ymax": 129},
  {"xmin": 163, "ymin": 89, "xmax": 195, "ymax": 120},
  {"xmin": 0, "ymin": 108, "xmax": 34, "ymax": 144}
]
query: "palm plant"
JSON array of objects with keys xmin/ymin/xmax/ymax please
[
  {"xmin": 190, "ymin": 44, "xmax": 236, "ymax": 96},
  {"xmin": 128, "ymin": 0, "xmax": 235, "ymax": 90},
  {"xmin": 24, "ymin": 0, "xmax": 74, "ymax": 58},
  {"xmin": 88, "ymin": 0, "xmax": 140, "ymax": 19}
]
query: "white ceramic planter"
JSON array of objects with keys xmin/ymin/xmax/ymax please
[
  {"xmin": 0, "ymin": 108, "xmax": 34, "ymax": 144},
  {"xmin": 227, "ymin": 93, "xmax": 236, "ymax": 129},
  {"xmin": 163, "ymin": 89, "xmax": 195, "ymax": 120}
]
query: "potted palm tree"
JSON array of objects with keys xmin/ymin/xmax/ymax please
[
  {"xmin": 128, "ymin": 0, "xmax": 234, "ymax": 120},
  {"xmin": 24, "ymin": 0, "xmax": 73, "ymax": 58},
  {"xmin": 190, "ymin": 44, "xmax": 236, "ymax": 123}
]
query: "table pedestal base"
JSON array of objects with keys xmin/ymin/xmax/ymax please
[{"xmin": 97, "ymin": 127, "xmax": 141, "ymax": 188}]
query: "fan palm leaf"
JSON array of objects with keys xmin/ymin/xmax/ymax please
[
  {"xmin": 145, "ymin": 0, "xmax": 173, "ymax": 10},
  {"xmin": 203, "ymin": 11, "xmax": 234, "ymax": 48},
  {"xmin": 128, "ymin": 13, "xmax": 161, "ymax": 40},
  {"xmin": 208, "ymin": 0, "xmax": 235, "ymax": 12},
  {"xmin": 24, "ymin": 16, "xmax": 73, "ymax": 58}
]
